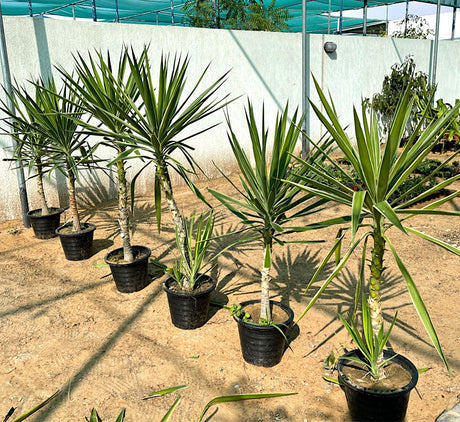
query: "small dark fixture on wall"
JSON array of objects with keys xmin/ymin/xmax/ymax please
[{"xmin": 324, "ymin": 42, "xmax": 337, "ymax": 54}]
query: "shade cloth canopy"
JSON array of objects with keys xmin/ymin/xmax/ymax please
[{"xmin": 3, "ymin": 0, "xmax": 457, "ymax": 33}]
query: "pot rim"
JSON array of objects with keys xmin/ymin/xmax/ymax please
[
  {"xmin": 56, "ymin": 222, "xmax": 96, "ymax": 236},
  {"xmin": 163, "ymin": 274, "xmax": 216, "ymax": 297},
  {"xmin": 233, "ymin": 299, "xmax": 294, "ymax": 329},
  {"xmin": 28, "ymin": 207, "xmax": 64, "ymax": 217},
  {"xmin": 337, "ymin": 349, "xmax": 419, "ymax": 395},
  {"xmin": 104, "ymin": 245, "xmax": 151, "ymax": 266}
]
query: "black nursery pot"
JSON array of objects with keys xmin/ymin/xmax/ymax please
[
  {"xmin": 56, "ymin": 222, "xmax": 96, "ymax": 261},
  {"xmin": 28, "ymin": 208, "xmax": 64, "ymax": 239},
  {"xmin": 104, "ymin": 246, "xmax": 151, "ymax": 293},
  {"xmin": 234, "ymin": 299, "xmax": 294, "ymax": 367},
  {"xmin": 163, "ymin": 275, "xmax": 216, "ymax": 330},
  {"xmin": 337, "ymin": 349, "xmax": 419, "ymax": 422}
]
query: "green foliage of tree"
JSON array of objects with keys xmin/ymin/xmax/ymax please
[
  {"xmin": 183, "ymin": 0, "xmax": 290, "ymax": 31},
  {"xmin": 391, "ymin": 14, "xmax": 434, "ymax": 39},
  {"xmin": 364, "ymin": 56, "xmax": 436, "ymax": 134}
]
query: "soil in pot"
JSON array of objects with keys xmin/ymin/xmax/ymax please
[
  {"xmin": 234, "ymin": 300, "xmax": 294, "ymax": 368},
  {"xmin": 337, "ymin": 350, "xmax": 418, "ymax": 422},
  {"xmin": 28, "ymin": 207, "xmax": 64, "ymax": 239},
  {"xmin": 342, "ymin": 359, "xmax": 413, "ymax": 390},
  {"xmin": 163, "ymin": 275, "xmax": 216, "ymax": 330},
  {"xmin": 56, "ymin": 222, "xmax": 96, "ymax": 261},
  {"xmin": 104, "ymin": 246, "xmax": 151, "ymax": 293}
]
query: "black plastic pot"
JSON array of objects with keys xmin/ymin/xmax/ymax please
[
  {"xmin": 56, "ymin": 222, "xmax": 96, "ymax": 261},
  {"xmin": 163, "ymin": 275, "xmax": 216, "ymax": 330},
  {"xmin": 105, "ymin": 246, "xmax": 151, "ymax": 293},
  {"xmin": 234, "ymin": 299, "xmax": 294, "ymax": 367},
  {"xmin": 28, "ymin": 208, "xmax": 64, "ymax": 239},
  {"xmin": 337, "ymin": 349, "xmax": 419, "ymax": 422}
]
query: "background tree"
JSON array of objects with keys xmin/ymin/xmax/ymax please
[
  {"xmin": 364, "ymin": 56, "xmax": 436, "ymax": 135},
  {"xmin": 183, "ymin": 0, "xmax": 290, "ymax": 31},
  {"xmin": 391, "ymin": 14, "xmax": 434, "ymax": 39}
]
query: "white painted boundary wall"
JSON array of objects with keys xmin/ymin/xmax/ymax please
[{"xmin": 1, "ymin": 16, "xmax": 459, "ymax": 221}]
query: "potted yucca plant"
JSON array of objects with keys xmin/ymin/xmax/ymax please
[
  {"xmin": 60, "ymin": 47, "xmax": 151, "ymax": 292},
  {"xmin": 210, "ymin": 101, "xmax": 333, "ymax": 366},
  {"xmin": 68, "ymin": 46, "xmax": 230, "ymax": 319},
  {"xmin": 8, "ymin": 77, "xmax": 98, "ymax": 260},
  {"xmin": 163, "ymin": 211, "xmax": 217, "ymax": 329},
  {"xmin": 0, "ymin": 82, "xmax": 63, "ymax": 239},
  {"xmin": 290, "ymin": 79, "xmax": 460, "ymax": 421}
]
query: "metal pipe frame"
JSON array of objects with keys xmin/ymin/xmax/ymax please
[
  {"xmin": 363, "ymin": 0, "xmax": 367, "ymax": 36},
  {"xmin": 0, "ymin": 3, "xmax": 30, "ymax": 227},
  {"xmin": 432, "ymin": 0, "xmax": 442, "ymax": 86},
  {"xmin": 452, "ymin": 0, "xmax": 458, "ymax": 40}
]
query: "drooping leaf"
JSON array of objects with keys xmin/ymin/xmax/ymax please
[{"xmin": 385, "ymin": 236, "xmax": 451, "ymax": 375}]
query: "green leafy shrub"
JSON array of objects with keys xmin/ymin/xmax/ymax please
[
  {"xmin": 364, "ymin": 56, "xmax": 435, "ymax": 135},
  {"xmin": 415, "ymin": 158, "xmax": 460, "ymax": 178}
]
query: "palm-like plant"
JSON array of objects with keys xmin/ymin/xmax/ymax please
[
  {"xmin": 210, "ymin": 102, "xmax": 331, "ymax": 322},
  {"xmin": 291, "ymin": 78, "xmax": 460, "ymax": 379},
  {"xmin": 59, "ymin": 48, "xmax": 146, "ymax": 262},
  {"xmin": 3, "ymin": 77, "xmax": 96, "ymax": 232},
  {"xmin": 75, "ymin": 46, "xmax": 229, "ymax": 288},
  {"xmin": 166, "ymin": 211, "xmax": 216, "ymax": 290},
  {"xmin": 0, "ymin": 83, "xmax": 55, "ymax": 216}
]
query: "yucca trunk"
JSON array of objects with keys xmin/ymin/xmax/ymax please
[
  {"xmin": 156, "ymin": 161, "xmax": 190, "ymax": 289},
  {"xmin": 67, "ymin": 166, "xmax": 81, "ymax": 232},
  {"xmin": 260, "ymin": 242, "xmax": 272, "ymax": 322},
  {"xmin": 368, "ymin": 216, "xmax": 385, "ymax": 373},
  {"xmin": 117, "ymin": 156, "xmax": 133, "ymax": 263},
  {"xmin": 35, "ymin": 159, "xmax": 50, "ymax": 215}
]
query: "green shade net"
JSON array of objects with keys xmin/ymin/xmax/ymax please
[{"xmin": 1, "ymin": 0, "xmax": 458, "ymax": 33}]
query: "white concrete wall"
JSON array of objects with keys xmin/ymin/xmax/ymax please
[{"xmin": 1, "ymin": 16, "xmax": 460, "ymax": 221}]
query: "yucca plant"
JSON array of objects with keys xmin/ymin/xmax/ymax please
[
  {"xmin": 85, "ymin": 408, "xmax": 125, "ymax": 422},
  {"xmin": 0, "ymin": 83, "xmax": 55, "ymax": 216},
  {"xmin": 146, "ymin": 384, "xmax": 296, "ymax": 422},
  {"xmin": 166, "ymin": 211, "xmax": 216, "ymax": 290},
  {"xmin": 2, "ymin": 77, "xmax": 97, "ymax": 233},
  {"xmin": 291, "ymin": 78, "xmax": 460, "ymax": 379},
  {"xmin": 88, "ymin": 387, "xmax": 295, "ymax": 422},
  {"xmin": 338, "ymin": 293, "xmax": 398, "ymax": 380},
  {"xmin": 72, "ymin": 46, "xmax": 229, "ymax": 288},
  {"xmin": 210, "ymin": 101, "xmax": 332, "ymax": 322},
  {"xmin": 59, "ymin": 47, "xmax": 146, "ymax": 262}
]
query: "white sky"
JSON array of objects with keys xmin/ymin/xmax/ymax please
[{"xmin": 341, "ymin": 1, "xmax": 459, "ymax": 39}]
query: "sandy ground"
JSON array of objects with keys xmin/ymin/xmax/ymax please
[{"xmin": 1, "ymin": 177, "xmax": 460, "ymax": 422}]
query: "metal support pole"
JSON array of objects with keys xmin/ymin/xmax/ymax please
[
  {"xmin": 432, "ymin": 0, "xmax": 442, "ymax": 86},
  {"xmin": 171, "ymin": 0, "xmax": 175, "ymax": 24},
  {"xmin": 363, "ymin": 0, "xmax": 367, "ymax": 36},
  {"xmin": 328, "ymin": 0, "xmax": 331, "ymax": 34},
  {"xmin": 301, "ymin": 0, "xmax": 310, "ymax": 157},
  {"xmin": 452, "ymin": 3, "xmax": 457, "ymax": 40},
  {"xmin": 91, "ymin": 0, "xmax": 97, "ymax": 21},
  {"xmin": 115, "ymin": 0, "xmax": 120, "ymax": 22},
  {"xmin": 0, "ymin": 4, "xmax": 30, "ymax": 227},
  {"xmin": 339, "ymin": 0, "xmax": 343, "ymax": 35},
  {"xmin": 386, "ymin": 5, "xmax": 389, "ymax": 35},
  {"xmin": 28, "ymin": 0, "xmax": 33, "ymax": 17},
  {"xmin": 404, "ymin": 0, "xmax": 409, "ymax": 37},
  {"xmin": 212, "ymin": 0, "xmax": 217, "ymax": 28}
]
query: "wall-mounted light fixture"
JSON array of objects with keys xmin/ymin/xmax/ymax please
[{"xmin": 323, "ymin": 42, "xmax": 337, "ymax": 54}]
